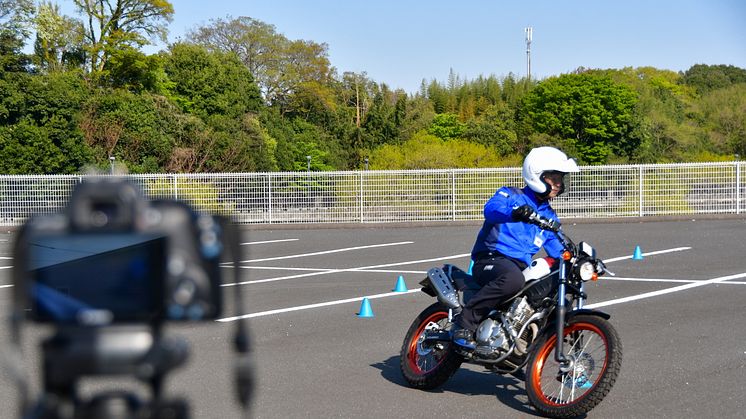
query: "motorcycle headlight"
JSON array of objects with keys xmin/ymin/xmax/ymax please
[{"xmin": 578, "ymin": 261, "xmax": 595, "ymax": 282}]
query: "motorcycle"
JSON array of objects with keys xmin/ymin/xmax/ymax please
[{"xmin": 399, "ymin": 213, "xmax": 622, "ymax": 418}]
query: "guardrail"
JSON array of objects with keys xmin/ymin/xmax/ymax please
[{"xmin": 1, "ymin": 162, "xmax": 744, "ymax": 226}]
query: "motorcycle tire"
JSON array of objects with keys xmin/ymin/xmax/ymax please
[
  {"xmin": 526, "ymin": 314, "xmax": 622, "ymax": 418},
  {"xmin": 399, "ymin": 302, "xmax": 462, "ymax": 390}
]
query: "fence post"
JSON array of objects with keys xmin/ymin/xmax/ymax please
[
  {"xmin": 359, "ymin": 171, "xmax": 364, "ymax": 223},
  {"xmin": 172, "ymin": 174, "xmax": 178, "ymax": 200},
  {"xmin": 638, "ymin": 166, "xmax": 644, "ymax": 217},
  {"xmin": 451, "ymin": 169, "xmax": 456, "ymax": 221},
  {"xmin": 268, "ymin": 173, "xmax": 273, "ymax": 224},
  {"xmin": 737, "ymin": 162, "xmax": 741, "ymax": 215}
]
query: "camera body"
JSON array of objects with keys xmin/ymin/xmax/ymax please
[
  {"xmin": 13, "ymin": 178, "xmax": 223, "ymax": 326},
  {"xmin": 10, "ymin": 178, "xmax": 246, "ymax": 419}
]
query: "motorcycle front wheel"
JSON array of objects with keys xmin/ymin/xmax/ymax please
[
  {"xmin": 526, "ymin": 314, "xmax": 622, "ymax": 418},
  {"xmin": 399, "ymin": 302, "xmax": 462, "ymax": 390}
]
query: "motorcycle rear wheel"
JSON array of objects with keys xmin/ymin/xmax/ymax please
[
  {"xmin": 526, "ymin": 314, "xmax": 622, "ymax": 418},
  {"xmin": 400, "ymin": 302, "xmax": 462, "ymax": 389}
]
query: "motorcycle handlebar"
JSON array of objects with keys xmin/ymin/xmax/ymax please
[{"xmin": 526, "ymin": 212, "xmax": 561, "ymax": 233}]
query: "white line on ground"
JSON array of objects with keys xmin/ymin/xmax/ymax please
[
  {"xmin": 604, "ymin": 246, "xmax": 691, "ymax": 263},
  {"xmin": 605, "ymin": 277, "xmax": 700, "ymax": 284},
  {"xmin": 585, "ymin": 272, "xmax": 746, "ymax": 309},
  {"xmin": 236, "ymin": 265, "xmax": 427, "ymax": 275},
  {"xmin": 219, "ymin": 271, "xmax": 746, "ymax": 322},
  {"xmin": 240, "ymin": 238, "xmax": 299, "ymax": 246},
  {"xmin": 217, "ymin": 289, "xmax": 421, "ymax": 322},
  {"xmin": 238, "ymin": 241, "xmax": 413, "ymax": 263},
  {"xmin": 218, "ymin": 246, "xmax": 707, "ymax": 320},
  {"xmin": 222, "ymin": 253, "xmax": 470, "ymax": 286}
]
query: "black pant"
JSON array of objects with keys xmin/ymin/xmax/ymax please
[{"xmin": 454, "ymin": 255, "xmax": 526, "ymax": 332}]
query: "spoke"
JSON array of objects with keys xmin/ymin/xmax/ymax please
[{"xmin": 577, "ymin": 333, "xmax": 595, "ymax": 357}]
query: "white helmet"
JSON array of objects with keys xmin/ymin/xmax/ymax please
[{"xmin": 522, "ymin": 147, "xmax": 579, "ymax": 197}]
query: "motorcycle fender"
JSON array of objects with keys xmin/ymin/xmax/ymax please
[
  {"xmin": 530, "ymin": 309, "xmax": 611, "ymax": 352},
  {"xmin": 566, "ymin": 309, "xmax": 611, "ymax": 322}
]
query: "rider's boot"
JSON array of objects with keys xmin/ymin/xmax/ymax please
[{"xmin": 452, "ymin": 328, "xmax": 476, "ymax": 349}]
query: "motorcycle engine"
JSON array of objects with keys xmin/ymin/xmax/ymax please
[
  {"xmin": 474, "ymin": 318, "xmax": 509, "ymax": 356},
  {"xmin": 474, "ymin": 297, "xmax": 536, "ymax": 358}
]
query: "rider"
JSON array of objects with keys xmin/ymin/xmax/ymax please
[{"xmin": 452, "ymin": 146, "xmax": 579, "ymax": 349}]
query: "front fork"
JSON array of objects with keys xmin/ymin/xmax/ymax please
[{"xmin": 554, "ymin": 261, "xmax": 587, "ymax": 368}]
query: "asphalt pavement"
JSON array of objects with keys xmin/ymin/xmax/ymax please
[{"xmin": 1, "ymin": 218, "xmax": 745, "ymax": 418}]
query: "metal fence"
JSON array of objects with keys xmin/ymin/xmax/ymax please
[{"xmin": 1, "ymin": 162, "xmax": 744, "ymax": 226}]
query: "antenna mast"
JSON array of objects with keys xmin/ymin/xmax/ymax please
[{"xmin": 525, "ymin": 27, "xmax": 532, "ymax": 81}]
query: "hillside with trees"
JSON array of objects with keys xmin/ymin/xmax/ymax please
[{"xmin": 1, "ymin": 1, "xmax": 745, "ymax": 175}]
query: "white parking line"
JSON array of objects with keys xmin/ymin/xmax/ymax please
[
  {"xmin": 586, "ymin": 272, "xmax": 746, "ymax": 309},
  {"xmin": 605, "ymin": 277, "xmax": 699, "ymax": 284},
  {"xmin": 239, "ymin": 241, "xmax": 413, "ymax": 263},
  {"xmin": 240, "ymin": 266, "xmax": 428, "ymax": 275},
  {"xmin": 604, "ymin": 246, "xmax": 691, "ymax": 263},
  {"xmin": 217, "ymin": 246, "xmax": 705, "ymax": 321},
  {"xmin": 217, "ymin": 289, "xmax": 421, "ymax": 322},
  {"xmin": 223, "ymin": 253, "xmax": 470, "ymax": 286},
  {"xmin": 241, "ymin": 238, "xmax": 299, "ymax": 246}
]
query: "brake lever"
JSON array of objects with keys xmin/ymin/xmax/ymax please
[{"xmin": 597, "ymin": 260, "xmax": 616, "ymax": 276}]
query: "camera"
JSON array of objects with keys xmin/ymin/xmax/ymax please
[{"xmin": 9, "ymin": 178, "xmax": 253, "ymax": 419}]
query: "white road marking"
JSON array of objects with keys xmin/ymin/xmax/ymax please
[
  {"xmin": 218, "ymin": 289, "xmax": 421, "ymax": 322},
  {"xmin": 240, "ymin": 238, "xmax": 299, "ymax": 246},
  {"xmin": 586, "ymin": 272, "xmax": 746, "ymax": 309},
  {"xmin": 223, "ymin": 253, "xmax": 470, "ymax": 286},
  {"xmin": 604, "ymin": 246, "xmax": 691, "ymax": 263},
  {"xmin": 238, "ymin": 241, "xmax": 413, "ymax": 263},
  {"xmin": 238, "ymin": 266, "xmax": 428, "ymax": 275},
  {"xmin": 604, "ymin": 277, "xmax": 699, "ymax": 284},
  {"xmin": 218, "ymin": 246, "xmax": 706, "ymax": 320}
]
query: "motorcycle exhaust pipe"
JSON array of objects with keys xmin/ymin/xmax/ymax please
[{"xmin": 424, "ymin": 267, "xmax": 461, "ymax": 309}]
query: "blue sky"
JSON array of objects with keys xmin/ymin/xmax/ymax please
[{"xmin": 74, "ymin": 0, "xmax": 746, "ymax": 94}]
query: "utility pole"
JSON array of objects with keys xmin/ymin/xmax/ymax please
[{"xmin": 525, "ymin": 27, "xmax": 532, "ymax": 81}]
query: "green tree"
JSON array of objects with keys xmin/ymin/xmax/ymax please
[
  {"xmin": 428, "ymin": 113, "xmax": 465, "ymax": 140},
  {"xmin": 682, "ymin": 64, "xmax": 746, "ymax": 95},
  {"xmin": 0, "ymin": 70, "xmax": 93, "ymax": 174},
  {"xmin": 33, "ymin": 2, "xmax": 85, "ymax": 71},
  {"xmin": 0, "ymin": 0, "xmax": 34, "ymax": 39},
  {"xmin": 362, "ymin": 84, "xmax": 400, "ymax": 147},
  {"xmin": 72, "ymin": 0, "xmax": 174, "ymax": 72},
  {"xmin": 690, "ymin": 84, "xmax": 746, "ymax": 158},
  {"xmin": 0, "ymin": 0, "xmax": 34, "ymax": 72},
  {"xmin": 80, "ymin": 89, "xmax": 171, "ymax": 172},
  {"xmin": 463, "ymin": 103, "xmax": 518, "ymax": 155},
  {"xmin": 163, "ymin": 42, "xmax": 262, "ymax": 119},
  {"xmin": 101, "ymin": 46, "xmax": 165, "ymax": 92},
  {"xmin": 520, "ymin": 73, "xmax": 638, "ymax": 164},
  {"xmin": 187, "ymin": 16, "xmax": 333, "ymax": 109},
  {"xmin": 369, "ymin": 131, "xmax": 505, "ymax": 169}
]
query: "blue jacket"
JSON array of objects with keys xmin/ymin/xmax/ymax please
[{"xmin": 471, "ymin": 186, "xmax": 564, "ymax": 266}]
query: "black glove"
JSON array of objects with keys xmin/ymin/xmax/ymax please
[
  {"xmin": 511, "ymin": 204, "xmax": 536, "ymax": 222},
  {"xmin": 544, "ymin": 218, "xmax": 561, "ymax": 232}
]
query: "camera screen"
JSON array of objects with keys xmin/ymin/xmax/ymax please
[{"xmin": 25, "ymin": 233, "xmax": 166, "ymax": 324}]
